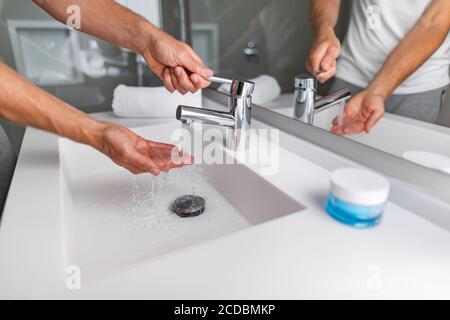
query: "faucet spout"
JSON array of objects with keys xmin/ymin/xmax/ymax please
[
  {"xmin": 176, "ymin": 105, "xmax": 235, "ymax": 128},
  {"xmin": 315, "ymin": 88, "xmax": 352, "ymax": 114},
  {"xmin": 176, "ymin": 77, "xmax": 255, "ymax": 150}
]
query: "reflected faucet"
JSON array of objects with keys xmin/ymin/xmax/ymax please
[
  {"xmin": 176, "ymin": 77, "xmax": 255, "ymax": 149},
  {"xmin": 294, "ymin": 74, "xmax": 352, "ymax": 125}
]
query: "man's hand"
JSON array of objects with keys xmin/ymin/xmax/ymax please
[
  {"xmin": 306, "ymin": 29, "xmax": 341, "ymax": 83},
  {"xmin": 96, "ymin": 122, "xmax": 193, "ymax": 175},
  {"xmin": 331, "ymin": 91, "xmax": 385, "ymax": 135},
  {"xmin": 143, "ymin": 30, "xmax": 213, "ymax": 94},
  {"xmin": 0, "ymin": 63, "xmax": 193, "ymax": 176},
  {"xmin": 330, "ymin": 0, "xmax": 450, "ymax": 133}
]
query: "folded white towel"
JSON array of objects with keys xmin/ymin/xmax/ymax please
[
  {"xmin": 112, "ymin": 85, "xmax": 202, "ymax": 118},
  {"xmin": 218, "ymin": 74, "xmax": 281, "ymax": 105}
]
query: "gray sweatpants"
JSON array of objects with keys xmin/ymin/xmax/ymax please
[
  {"xmin": 329, "ymin": 78, "xmax": 449, "ymax": 124},
  {"xmin": 0, "ymin": 124, "xmax": 15, "ymax": 216}
]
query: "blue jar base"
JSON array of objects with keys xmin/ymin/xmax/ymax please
[{"xmin": 326, "ymin": 194, "xmax": 384, "ymax": 228}]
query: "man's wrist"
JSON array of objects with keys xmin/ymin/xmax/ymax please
[
  {"xmin": 79, "ymin": 119, "xmax": 108, "ymax": 152},
  {"xmin": 366, "ymin": 81, "xmax": 391, "ymax": 100},
  {"xmin": 134, "ymin": 20, "xmax": 162, "ymax": 55},
  {"xmin": 314, "ymin": 26, "xmax": 336, "ymax": 40}
]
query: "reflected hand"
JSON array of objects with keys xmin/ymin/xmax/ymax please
[
  {"xmin": 331, "ymin": 91, "xmax": 385, "ymax": 135},
  {"xmin": 306, "ymin": 30, "xmax": 341, "ymax": 83},
  {"xmin": 142, "ymin": 30, "xmax": 213, "ymax": 94},
  {"xmin": 96, "ymin": 122, "xmax": 193, "ymax": 175}
]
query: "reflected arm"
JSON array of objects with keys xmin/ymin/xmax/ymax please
[
  {"xmin": 309, "ymin": 0, "xmax": 341, "ymax": 38},
  {"xmin": 307, "ymin": 0, "xmax": 342, "ymax": 82},
  {"xmin": 367, "ymin": 0, "xmax": 450, "ymax": 98}
]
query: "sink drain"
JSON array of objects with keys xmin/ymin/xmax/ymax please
[{"xmin": 172, "ymin": 195, "xmax": 206, "ymax": 218}]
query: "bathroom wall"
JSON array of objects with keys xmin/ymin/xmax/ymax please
[
  {"xmin": 0, "ymin": 0, "xmax": 50, "ymax": 155},
  {"xmin": 0, "ymin": 0, "xmax": 170, "ymax": 155},
  {"xmin": 0, "ymin": 1, "xmax": 135, "ymax": 154},
  {"xmin": 189, "ymin": 0, "xmax": 351, "ymax": 93}
]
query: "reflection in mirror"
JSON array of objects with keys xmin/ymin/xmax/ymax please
[
  {"xmin": 190, "ymin": 0, "xmax": 450, "ymax": 174},
  {"xmin": 0, "ymin": 0, "xmax": 182, "ymax": 155}
]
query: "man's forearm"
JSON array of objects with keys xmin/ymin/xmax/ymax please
[
  {"xmin": 32, "ymin": 0, "xmax": 159, "ymax": 55},
  {"xmin": 309, "ymin": 0, "xmax": 341, "ymax": 38},
  {"xmin": 368, "ymin": 0, "xmax": 450, "ymax": 98},
  {"xmin": 0, "ymin": 63, "xmax": 104, "ymax": 149}
]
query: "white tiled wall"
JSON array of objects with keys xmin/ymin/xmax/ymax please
[{"xmin": 115, "ymin": 0, "xmax": 161, "ymax": 27}]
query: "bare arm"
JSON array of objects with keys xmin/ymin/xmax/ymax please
[
  {"xmin": 0, "ymin": 63, "xmax": 102, "ymax": 148},
  {"xmin": 310, "ymin": 0, "xmax": 341, "ymax": 38},
  {"xmin": 33, "ymin": 0, "xmax": 154, "ymax": 55},
  {"xmin": 307, "ymin": 0, "xmax": 341, "ymax": 83},
  {"xmin": 32, "ymin": 0, "xmax": 212, "ymax": 92},
  {"xmin": 367, "ymin": 0, "xmax": 450, "ymax": 99},
  {"xmin": 332, "ymin": 0, "xmax": 450, "ymax": 135},
  {"xmin": 0, "ymin": 63, "xmax": 191, "ymax": 175}
]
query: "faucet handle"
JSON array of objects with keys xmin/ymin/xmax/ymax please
[
  {"xmin": 207, "ymin": 76, "xmax": 234, "ymax": 85},
  {"xmin": 208, "ymin": 76, "xmax": 255, "ymax": 98},
  {"xmin": 229, "ymin": 79, "xmax": 255, "ymax": 97},
  {"xmin": 295, "ymin": 74, "xmax": 317, "ymax": 91}
]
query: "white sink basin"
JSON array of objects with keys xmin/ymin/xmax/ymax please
[
  {"xmin": 4, "ymin": 113, "xmax": 450, "ymax": 299},
  {"xmin": 58, "ymin": 123, "xmax": 304, "ymax": 283}
]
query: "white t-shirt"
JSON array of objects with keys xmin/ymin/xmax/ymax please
[{"xmin": 337, "ymin": 0, "xmax": 450, "ymax": 94}]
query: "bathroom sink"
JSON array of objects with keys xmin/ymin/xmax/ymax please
[{"xmin": 58, "ymin": 122, "xmax": 304, "ymax": 283}]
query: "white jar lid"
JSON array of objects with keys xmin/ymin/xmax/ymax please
[{"xmin": 330, "ymin": 168, "xmax": 390, "ymax": 206}]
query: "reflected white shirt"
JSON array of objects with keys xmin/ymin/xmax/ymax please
[{"xmin": 337, "ymin": 0, "xmax": 450, "ymax": 94}]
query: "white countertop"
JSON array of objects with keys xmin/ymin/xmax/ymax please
[{"xmin": 1, "ymin": 110, "xmax": 450, "ymax": 299}]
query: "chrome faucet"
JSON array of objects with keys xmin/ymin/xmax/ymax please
[
  {"xmin": 294, "ymin": 74, "xmax": 352, "ymax": 125},
  {"xmin": 176, "ymin": 77, "xmax": 255, "ymax": 149}
]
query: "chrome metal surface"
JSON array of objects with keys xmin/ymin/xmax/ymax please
[
  {"xmin": 207, "ymin": 76, "xmax": 233, "ymax": 85},
  {"xmin": 207, "ymin": 76, "xmax": 255, "ymax": 98},
  {"xmin": 295, "ymin": 74, "xmax": 317, "ymax": 91},
  {"xmin": 244, "ymin": 41, "xmax": 259, "ymax": 57},
  {"xmin": 315, "ymin": 88, "xmax": 352, "ymax": 113},
  {"xmin": 176, "ymin": 78, "xmax": 255, "ymax": 149},
  {"xmin": 294, "ymin": 74, "xmax": 352, "ymax": 125},
  {"xmin": 177, "ymin": 105, "xmax": 235, "ymax": 127}
]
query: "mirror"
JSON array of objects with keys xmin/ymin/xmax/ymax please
[
  {"xmin": 190, "ymin": 0, "xmax": 450, "ymax": 175},
  {"xmin": 0, "ymin": 0, "xmax": 186, "ymax": 154}
]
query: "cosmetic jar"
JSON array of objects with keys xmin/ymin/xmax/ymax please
[{"xmin": 326, "ymin": 168, "xmax": 390, "ymax": 228}]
